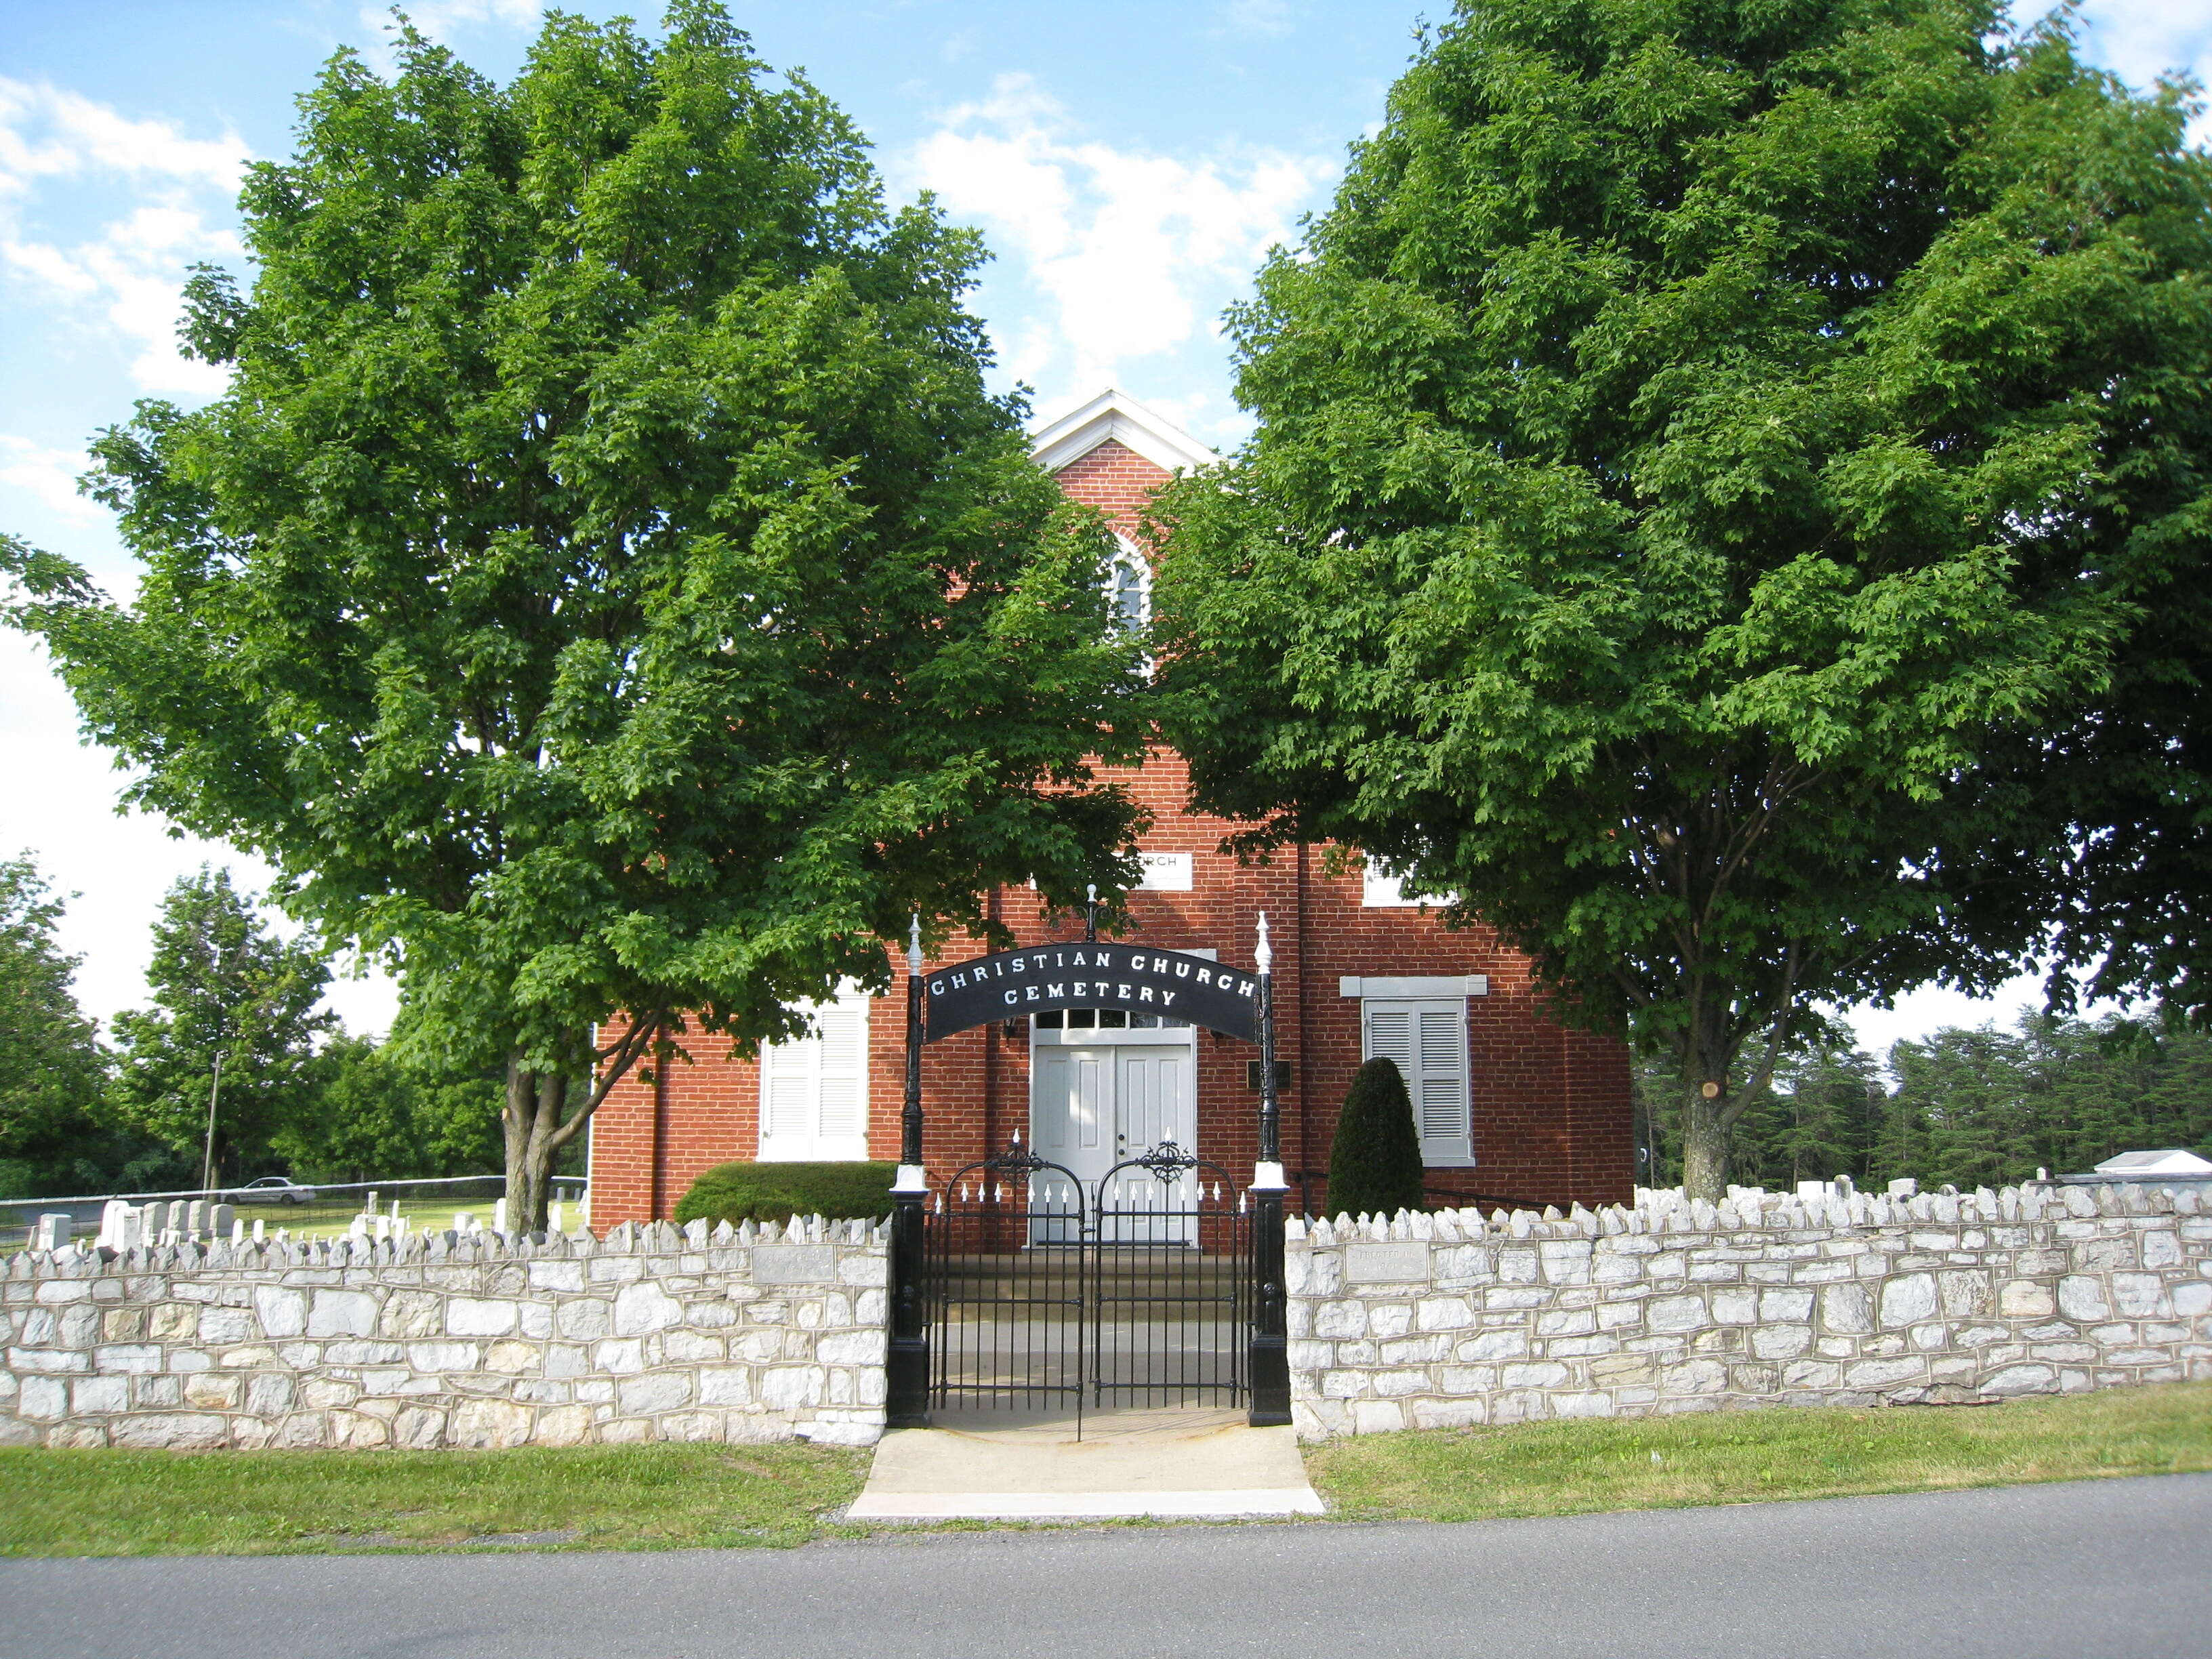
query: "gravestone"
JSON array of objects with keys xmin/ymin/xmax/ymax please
[{"xmin": 33, "ymin": 1212, "xmax": 71, "ymax": 1251}]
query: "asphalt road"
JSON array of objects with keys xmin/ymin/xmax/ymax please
[{"xmin": 3, "ymin": 1475, "xmax": 2207, "ymax": 1659}]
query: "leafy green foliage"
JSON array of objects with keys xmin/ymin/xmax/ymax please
[
  {"xmin": 672, "ymin": 1160, "xmax": 897, "ymax": 1226},
  {"xmin": 266, "ymin": 1031, "xmax": 504, "ymax": 1185},
  {"xmin": 1634, "ymin": 1010, "xmax": 2212, "ymax": 1189},
  {"xmin": 0, "ymin": 855, "xmax": 108, "ymax": 1197},
  {"xmin": 1153, "ymin": 0, "xmax": 2212, "ymax": 1198},
  {"xmin": 1324, "ymin": 1057, "xmax": 1429, "ymax": 1218},
  {"xmin": 106, "ymin": 869, "xmax": 333, "ymax": 1186},
  {"xmin": 1, "ymin": 5, "xmax": 1144, "ymax": 1227}
]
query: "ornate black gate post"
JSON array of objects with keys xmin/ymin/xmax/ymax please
[
  {"xmin": 887, "ymin": 914, "xmax": 932, "ymax": 1429},
  {"xmin": 1248, "ymin": 913, "xmax": 1293, "ymax": 1427}
]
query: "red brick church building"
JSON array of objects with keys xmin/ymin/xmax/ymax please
[{"xmin": 588, "ymin": 391, "xmax": 1633, "ymax": 1225}]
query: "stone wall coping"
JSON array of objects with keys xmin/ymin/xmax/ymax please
[
  {"xmin": 1284, "ymin": 1181, "xmax": 2200, "ymax": 1248},
  {"xmin": 6, "ymin": 1214, "xmax": 890, "ymax": 1282}
]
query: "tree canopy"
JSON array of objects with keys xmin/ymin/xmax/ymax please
[
  {"xmin": 1, "ymin": 3, "xmax": 1145, "ymax": 1225},
  {"xmin": 1635, "ymin": 1010, "xmax": 2212, "ymax": 1191},
  {"xmin": 1152, "ymin": 0, "xmax": 2212, "ymax": 1200},
  {"xmin": 106, "ymin": 868, "xmax": 333, "ymax": 1187},
  {"xmin": 0, "ymin": 854, "xmax": 107, "ymax": 1196}
]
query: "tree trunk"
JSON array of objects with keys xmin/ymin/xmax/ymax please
[
  {"xmin": 1681, "ymin": 1088, "xmax": 1732, "ymax": 1204},
  {"xmin": 503, "ymin": 1062, "xmax": 571, "ymax": 1235}
]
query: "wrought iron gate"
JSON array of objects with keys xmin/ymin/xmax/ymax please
[
  {"xmin": 924, "ymin": 1140, "xmax": 1248, "ymax": 1430},
  {"xmin": 1092, "ymin": 1143, "xmax": 1246, "ymax": 1408}
]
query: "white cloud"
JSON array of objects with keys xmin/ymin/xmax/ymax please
[
  {"xmin": 1220, "ymin": 0, "xmax": 1299, "ymax": 36},
  {"xmin": 907, "ymin": 73, "xmax": 1333, "ymax": 419},
  {"xmin": 354, "ymin": 0, "xmax": 541, "ymax": 72},
  {"xmin": 0, "ymin": 77, "xmax": 244, "ymax": 198},
  {"xmin": 0, "ymin": 435, "xmax": 100, "ymax": 524},
  {"xmin": 0, "ymin": 81, "xmax": 245, "ymax": 396},
  {"xmin": 2070, "ymin": 0, "xmax": 2212, "ymax": 142}
]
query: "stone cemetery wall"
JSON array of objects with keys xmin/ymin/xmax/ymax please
[
  {"xmin": 1286, "ymin": 1181, "xmax": 2212, "ymax": 1439},
  {"xmin": 0, "ymin": 1216, "xmax": 887, "ymax": 1450}
]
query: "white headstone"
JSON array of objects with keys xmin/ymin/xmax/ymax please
[
  {"xmin": 549, "ymin": 1200, "xmax": 565, "ymax": 1233},
  {"xmin": 1887, "ymin": 1178, "xmax": 1918, "ymax": 1197},
  {"xmin": 453, "ymin": 1211, "xmax": 474, "ymax": 1233},
  {"xmin": 230, "ymin": 1217, "xmax": 245, "ymax": 1246},
  {"xmin": 185, "ymin": 1200, "xmax": 207, "ymax": 1237},
  {"xmin": 33, "ymin": 1212, "xmax": 71, "ymax": 1251},
  {"xmin": 97, "ymin": 1199, "xmax": 133, "ymax": 1248},
  {"xmin": 210, "ymin": 1203, "xmax": 234, "ymax": 1241},
  {"xmin": 493, "ymin": 1197, "xmax": 509, "ymax": 1235},
  {"xmin": 252, "ymin": 1217, "xmax": 266, "ymax": 1244}
]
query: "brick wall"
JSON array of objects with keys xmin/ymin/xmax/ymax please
[{"xmin": 588, "ymin": 432, "xmax": 1634, "ymax": 1223}]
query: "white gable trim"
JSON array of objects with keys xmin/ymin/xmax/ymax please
[{"xmin": 1030, "ymin": 387, "xmax": 1217, "ymax": 476}]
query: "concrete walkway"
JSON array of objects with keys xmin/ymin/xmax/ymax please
[{"xmin": 845, "ymin": 1406, "xmax": 1326, "ymax": 1519}]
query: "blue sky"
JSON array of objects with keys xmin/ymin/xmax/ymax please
[{"xmin": 3, "ymin": 0, "xmax": 2209, "ymax": 1051}]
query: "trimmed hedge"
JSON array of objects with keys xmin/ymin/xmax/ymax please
[
  {"xmin": 672, "ymin": 1161, "xmax": 898, "ymax": 1227},
  {"xmin": 1325, "ymin": 1057, "xmax": 1426, "ymax": 1219}
]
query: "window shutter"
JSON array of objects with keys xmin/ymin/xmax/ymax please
[
  {"xmin": 815, "ymin": 999, "xmax": 868, "ymax": 1143},
  {"xmin": 758, "ymin": 983, "xmax": 871, "ymax": 1160},
  {"xmin": 1416, "ymin": 1005, "xmax": 1469, "ymax": 1158},
  {"xmin": 1361, "ymin": 997, "xmax": 1471, "ymax": 1166}
]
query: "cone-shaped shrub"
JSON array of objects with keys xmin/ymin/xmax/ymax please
[{"xmin": 1326, "ymin": 1057, "xmax": 1425, "ymax": 1218}]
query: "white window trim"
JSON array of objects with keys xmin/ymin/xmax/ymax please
[
  {"xmin": 1107, "ymin": 533, "xmax": 1153, "ymax": 637},
  {"xmin": 1357, "ymin": 992, "xmax": 1476, "ymax": 1168},
  {"xmin": 757, "ymin": 981, "xmax": 872, "ymax": 1162},
  {"xmin": 1340, "ymin": 975, "xmax": 1488, "ymax": 999},
  {"xmin": 1361, "ymin": 860, "xmax": 1458, "ymax": 909},
  {"xmin": 1031, "ymin": 948, "xmax": 1211, "ymax": 1046}
]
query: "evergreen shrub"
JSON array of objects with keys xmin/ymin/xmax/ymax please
[
  {"xmin": 672, "ymin": 1161, "xmax": 898, "ymax": 1227},
  {"xmin": 1325, "ymin": 1057, "xmax": 1427, "ymax": 1218}
]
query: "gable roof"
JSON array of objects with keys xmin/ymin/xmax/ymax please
[
  {"xmin": 1029, "ymin": 387, "xmax": 1218, "ymax": 476},
  {"xmin": 2093, "ymin": 1148, "xmax": 2212, "ymax": 1176}
]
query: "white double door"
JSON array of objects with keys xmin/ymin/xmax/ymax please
[{"xmin": 1030, "ymin": 1040, "xmax": 1193, "ymax": 1232}]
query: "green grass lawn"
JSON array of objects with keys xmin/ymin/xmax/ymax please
[
  {"xmin": 1304, "ymin": 1380, "xmax": 2212, "ymax": 1523},
  {"xmin": 0, "ymin": 1441, "xmax": 871, "ymax": 1556},
  {"xmin": 3, "ymin": 1383, "xmax": 2206, "ymax": 1556}
]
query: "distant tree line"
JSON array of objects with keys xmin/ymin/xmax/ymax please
[
  {"xmin": 1634, "ymin": 1013, "xmax": 2212, "ymax": 1193},
  {"xmin": 0, "ymin": 855, "xmax": 508, "ymax": 1201}
]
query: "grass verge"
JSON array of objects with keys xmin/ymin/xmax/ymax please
[
  {"xmin": 5, "ymin": 1384, "xmax": 2206, "ymax": 1556},
  {"xmin": 1305, "ymin": 1380, "xmax": 2212, "ymax": 1523},
  {"xmin": 0, "ymin": 1441, "xmax": 871, "ymax": 1556}
]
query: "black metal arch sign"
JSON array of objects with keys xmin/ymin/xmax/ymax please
[{"xmin": 924, "ymin": 945, "xmax": 1259, "ymax": 1041}]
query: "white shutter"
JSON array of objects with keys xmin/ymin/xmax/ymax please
[
  {"xmin": 1361, "ymin": 997, "xmax": 1471, "ymax": 1166},
  {"xmin": 757, "ymin": 983, "xmax": 872, "ymax": 1160}
]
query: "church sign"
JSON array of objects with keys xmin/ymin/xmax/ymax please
[{"xmin": 923, "ymin": 945, "xmax": 1260, "ymax": 1041}]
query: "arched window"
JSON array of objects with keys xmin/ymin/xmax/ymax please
[{"xmin": 1105, "ymin": 535, "xmax": 1151, "ymax": 634}]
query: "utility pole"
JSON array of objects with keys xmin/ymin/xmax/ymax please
[{"xmin": 201, "ymin": 1050, "xmax": 226, "ymax": 1193}]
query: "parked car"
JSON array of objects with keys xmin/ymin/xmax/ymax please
[{"xmin": 230, "ymin": 1175, "xmax": 319, "ymax": 1206}]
